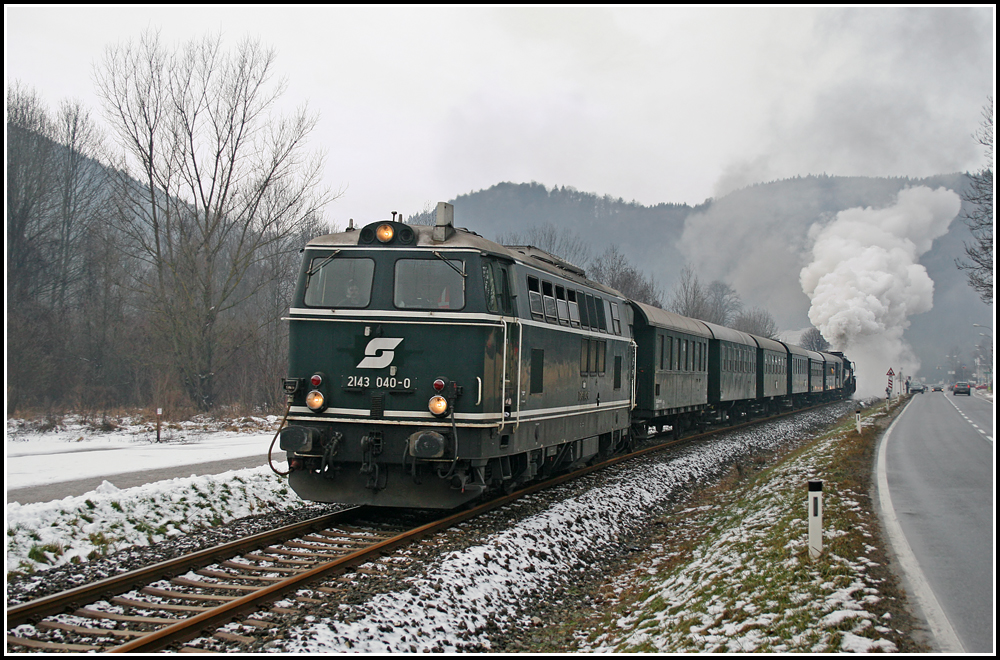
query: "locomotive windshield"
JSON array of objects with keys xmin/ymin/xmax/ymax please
[
  {"xmin": 394, "ymin": 258, "xmax": 465, "ymax": 310},
  {"xmin": 303, "ymin": 256, "xmax": 374, "ymax": 308}
]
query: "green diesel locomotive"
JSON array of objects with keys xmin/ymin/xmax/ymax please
[{"xmin": 279, "ymin": 203, "xmax": 634, "ymax": 508}]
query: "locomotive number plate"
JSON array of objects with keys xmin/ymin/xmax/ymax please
[{"xmin": 343, "ymin": 375, "xmax": 414, "ymax": 392}]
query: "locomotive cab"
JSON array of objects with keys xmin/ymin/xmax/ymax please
[{"xmin": 280, "ymin": 206, "xmax": 522, "ymax": 508}]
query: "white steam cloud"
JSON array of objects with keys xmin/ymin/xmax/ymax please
[{"xmin": 799, "ymin": 186, "xmax": 961, "ymax": 398}]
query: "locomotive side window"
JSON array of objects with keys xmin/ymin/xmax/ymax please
[
  {"xmin": 483, "ymin": 263, "xmax": 498, "ymax": 313},
  {"xmin": 596, "ymin": 298, "xmax": 608, "ymax": 332},
  {"xmin": 610, "ymin": 302, "xmax": 622, "ymax": 335},
  {"xmin": 542, "ymin": 281, "xmax": 557, "ymax": 322},
  {"xmin": 304, "ymin": 256, "xmax": 374, "ymax": 308},
  {"xmin": 482, "ymin": 260, "xmax": 514, "ymax": 315},
  {"xmin": 555, "ymin": 286, "xmax": 570, "ymax": 325},
  {"xmin": 578, "ymin": 290, "xmax": 591, "ymax": 328},
  {"xmin": 527, "ymin": 276, "xmax": 543, "ymax": 319},
  {"xmin": 599, "ymin": 299, "xmax": 611, "ymax": 332},
  {"xmin": 567, "ymin": 290, "xmax": 581, "ymax": 326},
  {"xmin": 497, "ymin": 265, "xmax": 513, "ymax": 315},
  {"xmin": 394, "ymin": 259, "xmax": 465, "ymax": 310},
  {"xmin": 586, "ymin": 295, "xmax": 599, "ymax": 331}
]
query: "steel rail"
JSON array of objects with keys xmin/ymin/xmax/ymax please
[{"xmin": 6, "ymin": 508, "xmax": 363, "ymax": 628}]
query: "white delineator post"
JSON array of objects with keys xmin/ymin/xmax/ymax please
[
  {"xmin": 808, "ymin": 480, "xmax": 823, "ymax": 560},
  {"xmin": 856, "ymin": 407, "xmax": 862, "ymax": 434}
]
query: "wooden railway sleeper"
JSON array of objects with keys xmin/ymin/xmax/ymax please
[
  {"xmin": 112, "ymin": 597, "xmax": 212, "ymax": 613},
  {"xmin": 142, "ymin": 587, "xmax": 241, "ymax": 602},
  {"xmin": 170, "ymin": 577, "xmax": 259, "ymax": 592}
]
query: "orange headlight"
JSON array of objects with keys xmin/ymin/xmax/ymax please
[
  {"xmin": 306, "ymin": 390, "xmax": 326, "ymax": 411},
  {"xmin": 428, "ymin": 395, "xmax": 449, "ymax": 417},
  {"xmin": 376, "ymin": 223, "xmax": 395, "ymax": 243}
]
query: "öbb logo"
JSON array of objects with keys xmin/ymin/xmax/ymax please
[{"xmin": 357, "ymin": 338, "xmax": 404, "ymax": 369}]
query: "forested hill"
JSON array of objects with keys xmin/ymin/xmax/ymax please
[{"xmin": 407, "ymin": 174, "xmax": 970, "ymax": 303}]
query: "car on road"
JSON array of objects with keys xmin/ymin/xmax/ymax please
[
  {"xmin": 975, "ymin": 384, "xmax": 988, "ymax": 390},
  {"xmin": 910, "ymin": 383, "xmax": 926, "ymax": 393},
  {"xmin": 953, "ymin": 382, "xmax": 972, "ymax": 395},
  {"xmin": 932, "ymin": 384, "xmax": 943, "ymax": 392}
]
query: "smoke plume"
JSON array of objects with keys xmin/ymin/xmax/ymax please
[{"xmin": 799, "ymin": 186, "xmax": 961, "ymax": 397}]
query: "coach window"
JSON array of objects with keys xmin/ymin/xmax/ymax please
[
  {"xmin": 542, "ymin": 281, "xmax": 557, "ymax": 322},
  {"xmin": 527, "ymin": 276, "xmax": 543, "ymax": 320},
  {"xmin": 555, "ymin": 286, "xmax": 570, "ymax": 325},
  {"xmin": 304, "ymin": 256, "xmax": 375, "ymax": 308},
  {"xmin": 672, "ymin": 337, "xmax": 679, "ymax": 370},
  {"xmin": 659, "ymin": 334, "xmax": 665, "ymax": 370},
  {"xmin": 580, "ymin": 338, "xmax": 590, "ymax": 374},
  {"xmin": 596, "ymin": 340, "xmax": 606, "ymax": 373}
]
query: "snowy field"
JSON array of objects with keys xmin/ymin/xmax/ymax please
[
  {"xmin": 6, "ymin": 414, "xmax": 280, "ymax": 490},
  {"xmin": 6, "ymin": 414, "xmax": 295, "ymax": 573}
]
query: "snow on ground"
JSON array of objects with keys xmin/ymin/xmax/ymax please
[
  {"xmin": 7, "ymin": 404, "xmax": 906, "ymax": 652},
  {"xmin": 579, "ymin": 414, "xmax": 900, "ymax": 653},
  {"xmin": 257, "ymin": 403, "xmax": 903, "ymax": 653}
]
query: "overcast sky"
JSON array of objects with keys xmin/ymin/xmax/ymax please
[{"xmin": 5, "ymin": 5, "xmax": 995, "ymax": 228}]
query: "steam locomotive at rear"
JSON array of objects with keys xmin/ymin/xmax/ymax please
[
  {"xmin": 280, "ymin": 203, "xmax": 634, "ymax": 508},
  {"xmin": 280, "ymin": 202, "xmax": 856, "ymax": 510}
]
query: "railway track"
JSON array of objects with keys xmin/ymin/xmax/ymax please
[
  {"xmin": 6, "ymin": 401, "xmax": 843, "ymax": 653},
  {"xmin": 6, "ymin": 506, "xmax": 453, "ymax": 653}
]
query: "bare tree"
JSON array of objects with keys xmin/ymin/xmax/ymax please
[
  {"xmin": 732, "ymin": 306, "xmax": 779, "ymax": 339},
  {"xmin": 667, "ymin": 265, "xmax": 711, "ymax": 320},
  {"xmin": 799, "ymin": 327, "xmax": 831, "ymax": 351},
  {"xmin": 706, "ymin": 280, "xmax": 742, "ymax": 327},
  {"xmin": 957, "ymin": 97, "xmax": 993, "ymax": 304},
  {"xmin": 95, "ymin": 30, "xmax": 333, "ymax": 410},
  {"xmin": 495, "ymin": 224, "xmax": 591, "ymax": 270},
  {"xmin": 588, "ymin": 244, "xmax": 663, "ymax": 307},
  {"xmin": 7, "ymin": 82, "xmax": 58, "ymax": 307},
  {"xmin": 48, "ymin": 100, "xmax": 106, "ymax": 313}
]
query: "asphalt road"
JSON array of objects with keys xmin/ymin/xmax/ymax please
[
  {"xmin": 879, "ymin": 390, "xmax": 994, "ymax": 653},
  {"xmin": 6, "ymin": 455, "xmax": 272, "ymax": 505}
]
